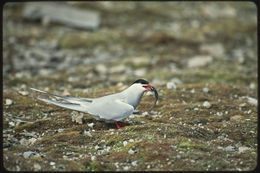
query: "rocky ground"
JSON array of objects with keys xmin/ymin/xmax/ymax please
[{"xmin": 3, "ymin": 2, "xmax": 258, "ymax": 171}]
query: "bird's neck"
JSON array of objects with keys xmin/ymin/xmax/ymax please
[{"xmin": 121, "ymin": 86, "xmax": 146, "ymax": 108}]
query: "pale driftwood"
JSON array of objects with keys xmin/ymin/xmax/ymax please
[{"xmin": 22, "ymin": 2, "xmax": 100, "ymax": 30}]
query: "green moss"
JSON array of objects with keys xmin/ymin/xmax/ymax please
[
  {"xmin": 122, "ymin": 142, "xmax": 138, "ymax": 151},
  {"xmin": 85, "ymin": 161, "xmax": 102, "ymax": 171},
  {"xmin": 14, "ymin": 118, "xmax": 51, "ymax": 132}
]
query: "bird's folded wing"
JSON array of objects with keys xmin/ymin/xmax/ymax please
[{"xmin": 87, "ymin": 99, "xmax": 134, "ymax": 121}]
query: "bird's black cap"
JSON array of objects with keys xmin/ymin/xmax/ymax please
[{"xmin": 133, "ymin": 79, "xmax": 149, "ymax": 84}]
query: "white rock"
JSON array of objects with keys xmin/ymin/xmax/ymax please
[
  {"xmin": 129, "ymin": 56, "xmax": 150, "ymax": 65},
  {"xmin": 200, "ymin": 43, "xmax": 225, "ymax": 57},
  {"xmin": 224, "ymin": 145, "xmax": 235, "ymax": 152},
  {"xmin": 95, "ymin": 64, "xmax": 107, "ymax": 74},
  {"xmin": 134, "ymin": 68, "xmax": 147, "ymax": 76},
  {"xmin": 239, "ymin": 103, "xmax": 246, "ymax": 107},
  {"xmin": 152, "ymin": 78, "xmax": 166, "ymax": 85},
  {"xmin": 203, "ymin": 101, "xmax": 212, "ymax": 108},
  {"xmin": 249, "ymin": 83, "xmax": 255, "ymax": 89},
  {"xmin": 187, "ymin": 55, "xmax": 213, "ymax": 68},
  {"xmin": 91, "ymin": 156, "xmax": 97, "ymax": 161},
  {"xmin": 123, "ymin": 166, "xmax": 130, "ymax": 171},
  {"xmin": 194, "ymin": 107, "xmax": 199, "ymax": 111},
  {"xmin": 128, "ymin": 149, "xmax": 135, "ymax": 155},
  {"xmin": 9, "ymin": 122, "xmax": 15, "ymax": 127},
  {"xmin": 129, "ymin": 139, "xmax": 134, "ymax": 143},
  {"xmin": 238, "ymin": 146, "xmax": 250, "ymax": 153},
  {"xmin": 247, "ymin": 97, "xmax": 257, "ymax": 106},
  {"xmin": 166, "ymin": 82, "xmax": 177, "ymax": 90},
  {"xmin": 170, "ymin": 78, "xmax": 182, "ymax": 85},
  {"xmin": 28, "ymin": 138, "xmax": 37, "ymax": 145},
  {"xmin": 110, "ymin": 64, "xmax": 126, "ymax": 73},
  {"xmin": 34, "ymin": 163, "xmax": 41, "ymax": 171},
  {"xmin": 202, "ymin": 87, "xmax": 209, "ymax": 93},
  {"xmin": 131, "ymin": 160, "xmax": 138, "ymax": 166},
  {"xmin": 61, "ymin": 89, "xmax": 70, "ymax": 96},
  {"xmin": 50, "ymin": 161, "xmax": 56, "ymax": 166},
  {"xmin": 5, "ymin": 99, "xmax": 13, "ymax": 105},
  {"xmin": 123, "ymin": 141, "xmax": 128, "ymax": 147},
  {"xmin": 23, "ymin": 151, "xmax": 35, "ymax": 158},
  {"xmin": 84, "ymin": 130, "xmax": 92, "ymax": 137},
  {"xmin": 18, "ymin": 90, "xmax": 29, "ymax": 96},
  {"xmin": 216, "ymin": 112, "xmax": 223, "ymax": 116},
  {"xmin": 71, "ymin": 112, "xmax": 84, "ymax": 124},
  {"xmin": 20, "ymin": 138, "xmax": 29, "ymax": 146},
  {"xmin": 87, "ymin": 123, "xmax": 94, "ymax": 128},
  {"xmin": 142, "ymin": 111, "xmax": 149, "ymax": 116},
  {"xmin": 190, "ymin": 88, "xmax": 195, "ymax": 93},
  {"xmin": 58, "ymin": 129, "xmax": 64, "ymax": 133}
]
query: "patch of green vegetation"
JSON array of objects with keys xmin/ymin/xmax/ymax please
[
  {"xmin": 122, "ymin": 142, "xmax": 138, "ymax": 151},
  {"xmin": 14, "ymin": 118, "xmax": 51, "ymax": 132}
]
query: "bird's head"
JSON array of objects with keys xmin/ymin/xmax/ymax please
[
  {"xmin": 131, "ymin": 79, "xmax": 159, "ymax": 111},
  {"xmin": 132, "ymin": 79, "xmax": 153, "ymax": 91}
]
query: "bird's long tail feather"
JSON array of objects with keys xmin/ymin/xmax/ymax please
[
  {"xmin": 30, "ymin": 88, "xmax": 92, "ymax": 104},
  {"xmin": 38, "ymin": 97, "xmax": 87, "ymax": 112}
]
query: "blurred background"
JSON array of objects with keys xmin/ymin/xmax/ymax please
[
  {"xmin": 3, "ymin": 2, "xmax": 258, "ymax": 171},
  {"xmin": 3, "ymin": 1, "xmax": 257, "ymax": 90}
]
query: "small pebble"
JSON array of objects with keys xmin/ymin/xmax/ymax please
[
  {"xmin": 203, "ymin": 101, "xmax": 211, "ymax": 108},
  {"xmin": 34, "ymin": 163, "xmax": 41, "ymax": 171},
  {"xmin": 18, "ymin": 90, "xmax": 29, "ymax": 96},
  {"xmin": 123, "ymin": 141, "xmax": 128, "ymax": 147},
  {"xmin": 20, "ymin": 138, "xmax": 29, "ymax": 146},
  {"xmin": 28, "ymin": 138, "xmax": 37, "ymax": 145},
  {"xmin": 57, "ymin": 129, "xmax": 64, "ymax": 133},
  {"xmin": 84, "ymin": 130, "xmax": 92, "ymax": 137},
  {"xmin": 132, "ymin": 160, "xmax": 138, "ymax": 166},
  {"xmin": 50, "ymin": 161, "xmax": 56, "ymax": 166},
  {"xmin": 128, "ymin": 149, "xmax": 135, "ymax": 155},
  {"xmin": 87, "ymin": 123, "xmax": 94, "ymax": 128},
  {"xmin": 23, "ymin": 151, "xmax": 35, "ymax": 159},
  {"xmin": 224, "ymin": 145, "xmax": 235, "ymax": 152},
  {"xmin": 230, "ymin": 115, "xmax": 243, "ymax": 121},
  {"xmin": 239, "ymin": 146, "xmax": 250, "ymax": 153},
  {"xmin": 247, "ymin": 97, "xmax": 257, "ymax": 106},
  {"xmin": 129, "ymin": 139, "xmax": 134, "ymax": 143},
  {"xmin": 8, "ymin": 121, "xmax": 15, "ymax": 127},
  {"xmin": 249, "ymin": 83, "xmax": 255, "ymax": 89},
  {"xmin": 91, "ymin": 156, "xmax": 97, "ymax": 161},
  {"xmin": 202, "ymin": 87, "xmax": 209, "ymax": 93},
  {"xmin": 166, "ymin": 82, "xmax": 177, "ymax": 90},
  {"xmin": 123, "ymin": 166, "xmax": 130, "ymax": 171},
  {"xmin": 5, "ymin": 99, "xmax": 13, "ymax": 105}
]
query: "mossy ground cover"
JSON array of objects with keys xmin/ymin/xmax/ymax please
[{"xmin": 3, "ymin": 1, "xmax": 257, "ymax": 171}]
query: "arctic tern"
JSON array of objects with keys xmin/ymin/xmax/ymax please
[{"xmin": 31, "ymin": 79, "xmax": 158, "ymax": 128}]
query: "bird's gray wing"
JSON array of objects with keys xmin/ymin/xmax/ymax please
[
  {"xmin": 38, "ymin": 97, "xmax": 88, "ymax": 113},
  {"xmin": 30, "ymin": 88, "xmax": 92, "ymax": 104},
  {"xmin": 87, "ymin": 99, "xmax": 134, "ymax": 121}
]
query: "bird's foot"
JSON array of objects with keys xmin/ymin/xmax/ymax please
[{"xmin": 115, "ymin": 121, "xmax": 127, "ymax": 129}]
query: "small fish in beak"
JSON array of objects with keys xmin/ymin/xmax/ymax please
[
  {"xmin": 143, "ymin": 84, "xmax": 158, "ymax": 111},
  {"xmin": 148, "ymin": 86, "xmax": 158, "ymax": 112}
]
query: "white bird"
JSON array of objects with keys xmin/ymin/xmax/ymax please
[{"xmin": 31, "ymin": 79, "xmax": 158, "ymax": 128}]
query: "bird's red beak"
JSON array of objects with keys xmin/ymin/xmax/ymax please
[{"xmin": 142, "ymin": 84, "xmax": 153, "ymax": 91}]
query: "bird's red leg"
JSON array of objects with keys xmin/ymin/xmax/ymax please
[{"xmin": 115, "ymin": 121, "xmax": 120, "ymax": 129}]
